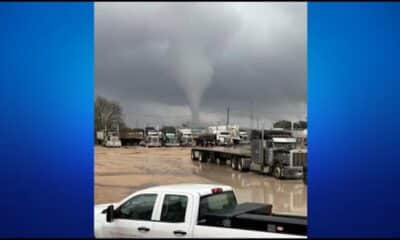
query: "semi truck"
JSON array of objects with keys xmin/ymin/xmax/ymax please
[
  {"xmin": 208, "ymin": 125, "xmax": 241, "ymax": 146},
  {"xmin": 96, "ymin": 130, "xmax": 122, "ymax": 148},
  {"xmin": 161, "ymin": 126, "xmax": 180, "ymax": 147},
  {"xmin": 178, "ymin": 128, "xmax": 194, "ymax": 147},
  {"xmin": 239, "ymin": 129, "xmax": 250, "ymax": 144},
  {"xmin": 94, "ymin": 184, "xmax": 306, "ymax": 238},
  {"xmin": 191, "ymin": 129, "xmax": 307, "ymax": 179},
  {"xmin": 145, "ymin": 127, "xmax": 162, "ymax": 147}
]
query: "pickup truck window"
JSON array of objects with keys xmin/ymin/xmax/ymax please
[
  {"xmin": 115, "ymin": 194, "xmax": 157, "ymax": 221},
  {"xmin": 160, "ymin": 195, "xmax": 187, "ymax": 223},
  {"xmin": 198, "ymin": 191, "xmax": 237, "ymax": 221}
]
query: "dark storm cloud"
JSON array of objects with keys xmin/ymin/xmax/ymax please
[{"xmin": 95, "ymin": 2, "xmax": 306, "ymax": 128}]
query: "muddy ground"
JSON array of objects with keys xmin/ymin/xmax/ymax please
[{"xmin": 95, "ymin": 146, "xmax": 307, "ymax": 216}]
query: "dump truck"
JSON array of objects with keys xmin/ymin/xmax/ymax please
[
  {"xmin": 191, "ymin": 129, "xmax": 307, "ymax": 179},
  {"xmin": 191, "ymin": 127, "xmax": 205, "ymax": 143},
  {"xmin": 119, "ymin": 128, "xmax": 144, "ymax": 146},
  {"xmin": 94, "ymin": 184, "xmax": 306, "ymax": 238},
  {"xmin": 195, "ymin": 132, "xmax": 217, "ymax": 146},
  {"xmin": 161, "ymin": 126, "xmax": 180, "ymax": 147}
]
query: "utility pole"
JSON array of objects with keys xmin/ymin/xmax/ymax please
[
  {"xmin": 250, "ymin": 100, "xmax": 254, "ymax": 130},
  {"xmin": 256, "ymin": 118, "xmax": 259, "ymax": 130},
  {"xmin": 226, "ymin": 105, "xmax": 230, "ymax": 127}
]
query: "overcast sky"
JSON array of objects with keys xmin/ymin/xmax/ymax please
[{"xmin": 95, "ymin": 2, "xmax": 307, "ymax": 129}]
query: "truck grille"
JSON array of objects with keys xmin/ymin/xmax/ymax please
[{"xmin": 292, "ymin": 152, "xmax": 307, "ymax": 167}]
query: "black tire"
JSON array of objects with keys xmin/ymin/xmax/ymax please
[
  {"xmin": 191, "ymin": 151, "xmax": 198, "ymax": 161},
  {"xmin": 273, "ymin": 165, "xmax": 282, "ymax": 179},
  {"xmin": 238, "ymin": 158, "xmax": 243, "ymax": 171},
  {"xmin": 199, "ymin": 152, "xmax": 207, "ymax": 163},
  {"xmin": 209, "ymin": 153, "xmax": 215, "ymax": 163},
  {"xmin": 231, "ymin": 158, "xmax": 238, "ymax": 170},
  {"xmin": 238, "ymin": 158, "xmax": 248, "ymax": 172}
]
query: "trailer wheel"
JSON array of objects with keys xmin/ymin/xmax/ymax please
[
  {"xmin": 199, "ymin": 152, "xmax": 207, "ymax": 163},
  {"xmin": 191, "ymin": 151, "xmax": 198, "ymax": 161},
  {"xmin": 209, "ymin": 153, "xmax": 215, "ymax": 163},
  {"xmin": 231, "ymin": 158, "xmax": 238, "ymax": 170},
  {"xmin": 273, "ymin": 165, "xmax": 282, "ymax": 179},
  {"xmin": 238, "ymin": 159, "xmax": 243, "ymax": 171},
  {"xmin": 238, "ymin": 158, "xmax": 247, "ymax": 172}
]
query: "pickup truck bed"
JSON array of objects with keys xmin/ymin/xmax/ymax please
[{"xmin": 202, "ymin": 202, "xmax": 306, "ymax": 236}]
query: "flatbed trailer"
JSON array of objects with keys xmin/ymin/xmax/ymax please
[
  {"xmin": 191, "ymin": 146, "xmax": 252, "ymax": 171},
  {"xmin": 191, "ymin": 141, "xmax": 306, "ymax": 180}
]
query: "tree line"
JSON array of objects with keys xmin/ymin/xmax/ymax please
[{"xmin": 95, "ymin": 96, "xmax": 307, "ymax": 133}]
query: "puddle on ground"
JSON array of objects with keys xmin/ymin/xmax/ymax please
[
  {"xmin": 95, "ymin": 146, "xmax": 307, "ymax": 216},
  {"xmin": 192, "ymin": 162, "xmax": 307, "ymax": 216}
]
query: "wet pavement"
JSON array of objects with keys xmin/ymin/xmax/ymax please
[{"xmin": 95, "ymin": 146, "xmax": 307, "ymax": 216}]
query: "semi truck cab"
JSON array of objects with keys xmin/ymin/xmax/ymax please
[
  {"xmin": 145, "ymin": 129, "xmax": 162, "ymax": 147},
  {"xmin": 250, "ymin": 130, "xmax": 307, "ymax": 179},
  {"xmin": 179, "ymin": 128, "xmax": 194, "ymax": 147}
]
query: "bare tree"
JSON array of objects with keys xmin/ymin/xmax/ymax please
[{"xmin": 95, "ymin": 96, "xmax": 125, "ymax": 133}]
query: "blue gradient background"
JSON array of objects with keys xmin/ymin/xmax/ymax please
[
  {"xmin": 0, "ymin": 3, "xmax": 93, "ymax": 237},
  {"xmin": 309, "ymin": 2, "xmax": 400, "ymax": 237}
]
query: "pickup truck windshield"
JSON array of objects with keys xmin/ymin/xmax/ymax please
[{"xmin": 198, "ymin": 191, "xmax": 237, "ymax": 221}]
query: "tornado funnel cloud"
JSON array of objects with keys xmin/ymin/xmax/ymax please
[
  {"xmin": 160, "ymin": 3, "xmax": 241, "ymax": 125},
  {"xmin": 167, "ymin": 42, "xmax": 214, "ymax": 125}
]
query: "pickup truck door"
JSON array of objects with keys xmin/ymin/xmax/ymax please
[
  {"xmin": 105, "ymin": 193, "xmax": 159, "ymax": 238},
  {"xmin": 151, "ymin": 193, "xmax": 193, "ymax": 238}
]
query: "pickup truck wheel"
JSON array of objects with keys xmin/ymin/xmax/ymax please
[{"xmin": 273, "ymin": 165, "xmax": 282, "ymax": 179}]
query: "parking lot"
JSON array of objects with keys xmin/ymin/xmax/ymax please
[{"xmin": 95, "ymin": 146, "xmax": 307, "ymax": 216}]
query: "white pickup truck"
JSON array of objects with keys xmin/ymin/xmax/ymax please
[{"xmin": 94, "ymin": 184, "xmax": 307, "ymax": 238}]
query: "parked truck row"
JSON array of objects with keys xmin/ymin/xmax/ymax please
[
  {"xmin": 96, "ymin": 126, "xmax": 307, "ymax": 180},
  {"xmin": 96, "ymin": 124, "xmax": 254, "ymax": 148}
]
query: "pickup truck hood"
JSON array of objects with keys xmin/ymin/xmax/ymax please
[{"xmin": 94, "ymin": 203, "xmax": 114, "ymax": 216}]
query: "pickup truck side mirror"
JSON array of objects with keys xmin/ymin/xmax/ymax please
[{"xmin": 106, "ymin": 205, "xmax": 114, "ymax": 223}]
